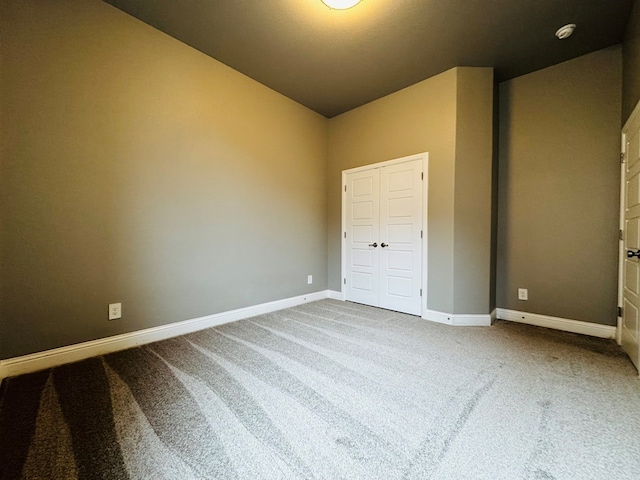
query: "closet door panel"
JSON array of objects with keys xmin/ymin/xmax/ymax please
[
  {"xmin": 379, "ymin": 160, "xmax": 423, "ymax": 315},
  {"xmin": 345, "ymin": 169, "xmax": 380, "ymax": 307}
]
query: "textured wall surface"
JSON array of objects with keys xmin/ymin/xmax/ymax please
[
  {"xmin": 327, "ymin": 68, "xmax": 495, "ymax": 315},
  {"xmin": 0, "ymin": 0, "xmax": 627, "ymax": 360},
  {"xmin": 623, "ymin": 0, "xmax": 640, "ymax": 125},
  {"xmin": 497, "ymin": 47, "xmax": 622, "ymax": 325},
  {"xmin": 0, "ymin": 0, "xmax": 328, "ymax": 359},
  {"xmin": 453, "ymin": 68, "xmax": 494, "ymax": 314},
  {"xmin": 327, "ymin": 70, "xmax": 458, "ymax": 313}
]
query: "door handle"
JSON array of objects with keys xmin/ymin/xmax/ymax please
[
  {"xmin": 368, "ymin": 242, "xmax": 378, "ymax": 248},
  {"xmin": 627, "ymin": 249, "xmax": 640, "ymax": 258},
  {"xmin": 381, "ymin": 243, "xmax": 389, "ymax": 248}
]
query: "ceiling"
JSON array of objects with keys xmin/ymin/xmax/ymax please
[{"xmin": 104, "ymin": 0, "xmax": 635, "ymax": 118}]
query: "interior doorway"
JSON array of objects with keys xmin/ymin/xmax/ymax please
[{"xmin": 620, "ymin": 104, "xmax": 640, "ymax": 373}]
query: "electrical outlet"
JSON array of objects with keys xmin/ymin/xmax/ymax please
[
  {"xmin": 518, "ymin": 288, "xmax": 528, "ymax": 301},
  {"xmin": 307, "ymin": 274, "xmax": 313, "ymax": 285},
  {"xmin": 109, "ymin": 303, "xmax": 122, "ymax": 320}
]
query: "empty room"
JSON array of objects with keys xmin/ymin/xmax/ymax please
[{"xmin": 1, "ymin": 0, "xmax": 640, "ymax": 478}]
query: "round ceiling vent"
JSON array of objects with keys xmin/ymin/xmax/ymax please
[{"xmin": 555, "ymin": 24, "xmax": 576, "ymax": 40}]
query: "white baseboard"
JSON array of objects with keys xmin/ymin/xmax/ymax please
[
  {"xmin": 0, "ymin": 290, "xmax": 330, "ymax": 381},
  {"xmin": 496, "ymin": 308, "xmax": 616, "ymax": 339},
  {"xmin": 490, "ymin": 308, "xmax": 497, "ymax": 323},
  {"xmin": 327, "ymin": 290, "xmax": 343, "ymax": 300},
  {"xmin": 423, "ymin": 310, "xmax": 492, "ymax": 326}
]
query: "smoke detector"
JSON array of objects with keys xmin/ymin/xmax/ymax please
[{"xmin": 555, "ymin": 24, "xmax": 576, "ymax": 40}]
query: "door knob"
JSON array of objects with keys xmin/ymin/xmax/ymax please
[
  {"xmin": 368, "ymin": 242, "xmax": 378, "ymax": 247},
  {"xmin": 627, "ymin": 249, "xmax": 640, "ymax": 258},
  {"xmin": 381, "ymin": 243, "xmax": 389, "ymax": 248}
]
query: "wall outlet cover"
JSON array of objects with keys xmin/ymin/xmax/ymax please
[
  {"xmin": 109, "ymin": 303, "xmax": 122, "ymax": 320},
  {"xmin": 307, "ymin": 275, "xmax": 313, "ymax": 285},
  {"xmin": 518, "ymin": 288, "xmax": 528, "ymax": 301}
]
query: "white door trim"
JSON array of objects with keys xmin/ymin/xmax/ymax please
[
  {"xmin": 618, "ymin": 131, "xmax": 627, "ymax": 345},
  {"xmin": 340, "ymin": 152, "xmax": 429, "ymax": 316}
]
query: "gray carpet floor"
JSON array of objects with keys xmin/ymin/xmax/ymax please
[{"xmin": 1, "ymin": 299, "xmax": 640, "ymax": 479}]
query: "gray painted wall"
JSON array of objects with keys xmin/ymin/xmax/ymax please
[
  {"xmin": 0, "ymin": 0, "xmax": 627, "ymax": 361},
  {"xmin": 327, "ymin": 70, "xmax": 458, "ymax": 313},
  {"xmin": 327, "ymin": 68, "xmax": 494, "ymax": 315},
  {"xmin": 497, "ymin": 46, "xmax": 622, "ymax": 325},
  {"xmin": 623, "ymin": 0, "xmax": 640, "ymax": 125},
  {"xmin": 453, "ymin": 68, "xmax": 494, "ymax": 314},
  {"xmin": 0, "ymin": 0, "xmax": 328, "ymax": 359}
]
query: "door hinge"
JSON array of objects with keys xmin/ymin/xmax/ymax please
[
  {"xmin": 421, "ymin": 172, "xmax": 424, "ymax": 180},
  {"xmin": 344, "ymin": 185, "xmax": 347, "ymax": 192},
  {"xmin": 344, "ymin": 278, "xmax": 346, "ymax": 285},
  {"xmin": 420, "ymin": 288, "xmax": 422, "ymax": 297},
  {"xmin": 344, "ymin": 232, "xmax": 346, "ymax": 239},
  {"xmin": 421, "ymin": 230, "xmax": 423, "ymax": 239},
  {"xmin": 621, "ymin": 152, "xmax": 625, "ymax": 163},
  {"xmin": 620, "ymin": 229, "xmax": 624, "ymax": 241},
  {"xmin": 618, "ymin": 306, "xmax": 623, "ymax": 317}
]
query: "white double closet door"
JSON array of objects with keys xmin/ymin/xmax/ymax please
[{"xmin": 344, "ymin": 158, "xmax": 423, "ymax": 315}]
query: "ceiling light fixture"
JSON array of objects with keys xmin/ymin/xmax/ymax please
[
  {"xmin": 555, "ymin": 23, "xmax": 576, "ymax": 40},
  {"xmin": 321, "ymin": 0, "xmax": 362, "ymax": 10}
]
